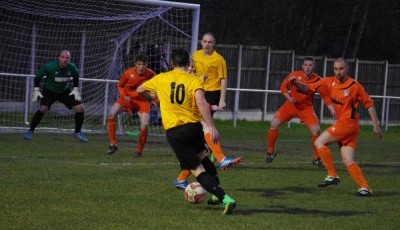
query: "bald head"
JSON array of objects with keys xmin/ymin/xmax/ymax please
[
  {"xmin": 200, "ymin": 32, "xmax": 216, "ymax": 55},
  {"xmin": 333, "ymin": 57, "xmax": 349, "ymax": 82},
  {"xmin": 58, "ymin": 50, "xmax": 71, "ymax": 68}
]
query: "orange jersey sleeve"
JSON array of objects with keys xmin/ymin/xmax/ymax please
[
  {"xmin": 117, "ymin": 67, "xmax": 156, "ymax": 100},
  {"xmin": 281, "ymin": 71, "xmax": 321, "ymax": 108},
  {"xmin": 309, "ymin": 77, "xmax": 374, "ymax": 121}
]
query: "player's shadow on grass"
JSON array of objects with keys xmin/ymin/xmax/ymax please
[
  {"xmin": 235, "ymin": 186, "xmax": 315, "ymax": 198},
  {"xmin": 233, "ymin": 206, "xmax": 371, "ymax": 216}
]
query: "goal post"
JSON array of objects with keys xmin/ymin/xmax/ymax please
[{"xmin": 0, "ymin": 0, "xmax": 200, "ymax": 135}]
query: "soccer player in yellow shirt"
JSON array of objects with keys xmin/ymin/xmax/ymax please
[
  {"xmin": 190, "ymin": 33, "xmax": 242, "ymax": 170},
  {"xmin": 137, "ymin": 48, "xmax": 237, "ymax": 215}
]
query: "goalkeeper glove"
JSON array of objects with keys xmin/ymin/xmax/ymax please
[
  {"xmin": 69, "ymin": 87, "xmax": 82, "ymax": 101},
  {"xmin": 31, "ymin": 87, "xmax": 43, "ymax": 102}
]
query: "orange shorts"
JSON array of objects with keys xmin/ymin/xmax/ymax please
[
  {"xmin": 116, "ymin": 97, "xmax": 150, "ymax": 114},
  {"xmin": 326, "ymin": 120, "xmax": 359, "ymax": 149},
  {"xmin": 274, "ymin": 102, "xmax": 319, "ymax": 128}
]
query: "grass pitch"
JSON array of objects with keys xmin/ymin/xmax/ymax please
[{"xmin": 1, "ymin": 120, "xmax": 399, "ymax": 229}]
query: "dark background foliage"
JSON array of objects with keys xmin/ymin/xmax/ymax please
[{"xmin": 174, "ymin": 0, "xmax": 400, "ymax": 63}]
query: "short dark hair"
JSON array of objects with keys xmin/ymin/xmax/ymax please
[
  {"xmin": 171, "ymin": 48, "xmax": 189, "ymax": 67},
  {"xmin": 304, "ymin": 56, "xmax": 315, "ymax": 62},
  {"xmin": 135, "ymin": 54, "xmax": 148, "ymax": 63}
]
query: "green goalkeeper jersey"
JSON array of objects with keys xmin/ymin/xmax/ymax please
[{"xmin": 35, "ymin": 61, "xmax": 80, "ymax": 93}]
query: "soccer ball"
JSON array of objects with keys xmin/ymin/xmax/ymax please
[{"xmin": 184, "ymin": 182, "xmax": 207, "ymax": 204}]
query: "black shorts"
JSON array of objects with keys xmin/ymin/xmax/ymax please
[
  {"xmin": 40, "ymin": 87, "xmax": 81, "ymax": 110},
  {"xmin": 166, "ymin": 122, "xmax": 206, "ymax": 170},
  {"xmin": 205, "ymin": 90, "xmax": 221, "ymax": 116}
]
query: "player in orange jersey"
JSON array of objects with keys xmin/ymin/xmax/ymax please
[
  {"xmin": 266, "ymin": 56, "xmax": 335, "ymax": 166},
  {"xmin": 107, "ymin": 54, "xmax": 156, "ymax": 157},
  {"xmin": 290, "ymin": 57, "xmax": 382, "ymax": 196}
]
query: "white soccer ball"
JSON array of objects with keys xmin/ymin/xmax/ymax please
[{"xmin": 184, "ymin": 182, "xmax": 207, "ymax": 204}]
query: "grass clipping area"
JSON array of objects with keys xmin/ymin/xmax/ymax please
[{"xmin": 1, "ymin": 120, "xmax": 400, "ymax": 229}]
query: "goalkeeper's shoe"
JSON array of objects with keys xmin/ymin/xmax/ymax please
[
  {"xmin": 356, "ymin": 187, "xmax": 372, "ymax": 197},
  {"xmin": 207, "ymin": 195, "xmax": 221, "ymax": 205},
  {"xmin": 24, "ymin": 130, "xmax": 33, "ymax": 140},
  {"xmin": 173, "ymin": 179, "xmax": 188, "ymax": 190},
  {"xmin": 73, "ymin": 132, "xmax": 89, "ymax": 143},
  {"xmin": 312, "ymin": 157, "xmax": 324, "ymax": 168},
  {"xmin": 317, "ymin": 176, "xmax": 340, "ymax": 187},
  {"xmin": 217, "ymin": 156, "xmax": 243, "ymax": 170},
  {"xmin": 266, "ymin": 151, "xmax": 277, "ymax": 163},
  {"xmin": 222, "ymin": 195, "xmax": 236, "ymax": 215},
  {"xmin": 107, "ymin": 144, "xmax": 118, "ymax": 155}
]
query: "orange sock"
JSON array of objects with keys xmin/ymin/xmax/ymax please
[
  {"xmin": 318, "ymin": 146, "xmax": 338, "ymax": 177},
  {"xmin": 136, "ymin": 129, "xmax": 148, "ymax": 153},
  {"xmin": 107, "ymin": 118, "xmax": 117, "ymax": 145},
  {"xmin": 312, "ymin": 135, "xmax": 319, "ymax": 159},
  {"xmin": 204, "ymin": 132, "xmax": 225, "ymax": 162},
  {"xmin": 347, "ymin": 163, "xmax": 370, "ymax": 189},
  {"xmin": 177, "ymin": 170, "xmax": 191, "ymax": 181},
  {"xmin": 267, "ymin": 129, "xmax": 278, "ymax": 153}
]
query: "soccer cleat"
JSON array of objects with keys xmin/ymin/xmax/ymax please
[
  {"xmin": 222, "ymin": 195, "xmax": 236, "ymax": 215},
  {"xmin": 356, "ymin": 187, "xmax": 372, "ymax": 197},
  {"xmin": 135, "ymin": 152, "xmax": 142, "ymax": 157},
  {"xmin": 317, "ymin": 176, "xmax": 341, "ymax": 187},
  {"xmin": 24, "ymin": 130, "xmax": 33, "ymax": 140},
  {"xmin": 107, "ymin": 144, "xmax": 118, "ymax": 155},
  {"xmin": 73, "ymin": 132, "xmax": 89, "ymax": 143},
  {"xmin": 173, "ymin": 179, "xmax": 188, "ymax": 190},
  {"xmin": 265, "ymin": 151, "xmax": 277, "ymax": 163},
  {"xmin": 312, "ymin": 157, "xmax": 324, "ymax": 168},
  {"xmin": 207, "ymin": 195, "xmax": 221, "ymax": 205},
  {"xmin": 217, "ymin": 156, "xmax": 243, "ymax": 170}
]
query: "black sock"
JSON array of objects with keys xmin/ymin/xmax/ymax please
[
  {"xmin": 30, "ymin": 110, "xmax": 44, "ymax": 131},
  {"xmin": 75, "ymin": 112, "xmax": 84, "ymax": 132},
  {"xmin": 201, "ymin": 157, "xmax": 220, "ymax": 185},
  {"xmin": 196, "ymin": 172, "xmax": 225, "ymax": 201}
]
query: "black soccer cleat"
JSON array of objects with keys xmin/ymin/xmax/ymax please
[
  {"xmin": 318, "ymin": 176, "xmax": 340, "ymax": 187},
  {"xmin": 266, "ymin": 151, "xmax": 277, "ymax": 163},
  {"xmin": 107, "ymin": 144, "xmax": 118, "ymax": 155},
  {"xmin": 356, "ymin": 187, "xmax": 372, "ymax": 197},
  {"xmin": 312, "ymin": 157, "xmax": 324, "ymax": 168}
]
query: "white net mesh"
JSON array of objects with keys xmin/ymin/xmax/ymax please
[{"xmin": 0, "ymin": 0, "xmax": 198, "ymax": 135}]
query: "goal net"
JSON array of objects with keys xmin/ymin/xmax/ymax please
[{"xmin": 0, "ymin": 0, "xmax": 200, "ymax": 136}]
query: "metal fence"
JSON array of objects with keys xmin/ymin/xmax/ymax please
[{"xmin": 213, "ymin": 44, "xmax": 400, "ymax": 128}]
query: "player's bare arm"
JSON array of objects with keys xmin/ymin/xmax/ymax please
[
  {"xmin": 367, "ymin": 106, "xmax": 383, "ymax": 140},
  {"xmin": 289, "ymin": 76, "xmax": 309, "ymax": 93},
  {"xmin": 195, "ymin": 89, "xmax": 220, "ymax": 144},
  {"xmin": 219, "ymin": 78, "xmax": 227, "ymax": 109}
]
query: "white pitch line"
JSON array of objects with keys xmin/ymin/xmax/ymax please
[{"xmin": 2, "ymin": 156, "xmax": 400, "ymax": 167}]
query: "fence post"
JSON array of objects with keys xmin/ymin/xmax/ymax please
[
  {"xmin": 262, "ymin": 46, "xmax": 271, "ymax": 121},
  {"xmin": 381, "ymin": 60, "xmax": 389, "ymax": 126},
  {"xmin": 354, "ymin": 58, "xmax": 359, "ymax": 81},
  {"xmin": 287, "ymin": 50, "xmax": 295, "ymax": 128},
  {"xmin": 319, "ymin": 55, "xmax": 327, "ymax": 124},
  {"xmin": 233, "ymin": 44, "xmax": 243, "ymax": 128}
]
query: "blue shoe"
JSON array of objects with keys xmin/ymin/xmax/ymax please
[
  {"xmin": 173, "ymin": 179, "xmax": 188, "ymax": 190},
  {"xmin": 73, "ymin": 132, "xmax": 89, "ymax": 143},
  {"xmin": 24, "ymin": 130, "xmax": 33, "ymax": 140},
  {"xmin": 217, "ymin": 156, "xmax": 243, "ymax": 170}
]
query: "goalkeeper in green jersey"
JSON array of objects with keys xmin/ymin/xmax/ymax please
[{"xmin": 24, "ymin": 50, "xmax": 88, "ymax": 142}]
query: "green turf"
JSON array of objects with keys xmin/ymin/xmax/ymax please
[{"xmin": 1, "ymin": 120, "xmax": 399, "ymax": 229}]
